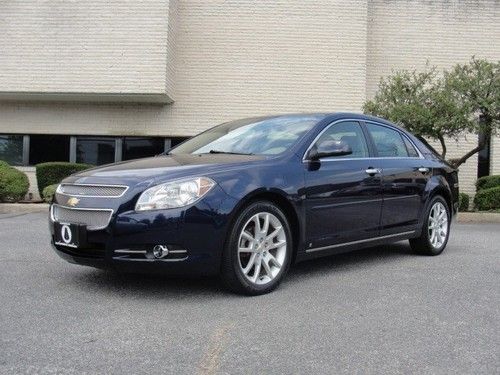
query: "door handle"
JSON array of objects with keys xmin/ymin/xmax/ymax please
[
  {"xmin": 365, "ymin": 168, "xmax": 381, "ymax": 175},
  {"xmin": 418, "ymin": 167, "xmax": 430, "ymax": 174}
]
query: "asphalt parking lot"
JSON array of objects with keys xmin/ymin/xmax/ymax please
[{"xmin": 0, "ymin": 212, "xmax": 499, "ymax": 374}]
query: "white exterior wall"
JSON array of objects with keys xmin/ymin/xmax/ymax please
[
  {"xmin": 491, "ymin": 136, "xmax": 500, "ymax": 175},
  {"xmin": 0, "ymin": 0, "xmax": 369, "ymax": 137},
  {"xmin": 0, "ymin": 0, "xmax": 499, "ymax": 196},
  {"xmin": 0, "ymin": 0, "xmax": 173, "ymax": 102}
]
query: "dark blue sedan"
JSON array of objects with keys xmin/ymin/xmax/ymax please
[{"xmin": 49, "ymin": 113, "xmax": 458, "ymax": 295}]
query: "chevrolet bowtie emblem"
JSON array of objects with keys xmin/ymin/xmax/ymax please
[{"xmin": 67, "ymin": 197, "xmax": 80, "ymax": 207}]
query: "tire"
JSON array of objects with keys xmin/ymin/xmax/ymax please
[
  {"xmin": 221, "ymin": 201, "xmax": 293, "ymax": 295},
  {"xmin": 410, "ymin": 195, "xmax": 451, "ymax": 256}
]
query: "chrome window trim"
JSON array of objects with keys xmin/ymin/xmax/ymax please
[
  {"xmin": 50, "ymin": 204, "xmax": 114, "ymax": 231},
  {"xmin": 56, "ymin": 183, "xmax": 129, "ymax": 198},
  {"xmin": 306, "ymin": 230, "xmax": 416, "ymax": 253},
  {"xmin": 302, "ymin": 119, "xmax": 424, "ymax": 162}
]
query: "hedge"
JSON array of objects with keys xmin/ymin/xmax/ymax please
[
  {"xmin": 0, "ymin": 161, "xmax": 29, "ymax": 202},
  {"xmin": 42, "ymin": 184, "xmax": 58, "ymax": 203},
  {"xmin": 458, "ymin": 192, "xmax": 470, "ymax": 212},
  {"xmin": 36, "ymin": 162, "xmax": 92, "ymax": 196},
  {"xmin": 474, "ymin": 186, "xmax": 500, "ymax": 211},
  {"xmin": 476, "ymin": 175, "xmax": 500, "ymax": 192}
]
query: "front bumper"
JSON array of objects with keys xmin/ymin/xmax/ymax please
[{"xmin": 49, "ymin": 185, "xmax": 235, "ymax": 276}]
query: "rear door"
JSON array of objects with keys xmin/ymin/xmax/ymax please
[
  {"xmin": 304, "ymin": 121, "xmax": 383, "ymax": 251},
  {"xmin": 364, "ymin": 122, "xmax": 431, "ymax": 235}
]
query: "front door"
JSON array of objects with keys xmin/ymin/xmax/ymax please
[{"xmin": 304, "ymin": 121, "xmax": 383, "ymax": 251}]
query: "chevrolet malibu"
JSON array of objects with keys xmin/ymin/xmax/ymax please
[{"xmin": 49, "ymin": 113, "xmax": 458, "ymax": 295}]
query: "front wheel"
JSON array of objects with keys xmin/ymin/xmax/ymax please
[
  {"xmin": 221, "ymin": 201, "xmax": 292, "ymax": 295},
  {"xmin": 410, "ymin": 196, "xmax": 450, "ymax": 255}
]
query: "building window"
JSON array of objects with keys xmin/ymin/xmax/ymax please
[
  {"xmin": 122, "ymin": 137, "xmax": 165, "ymax": 161},
  {"xmin": 29, "ymin": 135, "xmax": 70, "ymax": 165},
  {"xmin": 0, "ymin": 135, "xmax": 24, "ymax": 165},
  {"xmin": 477, "ymin": 131, "xmax": 491, "ymax": 178},
  {"xmin": 76, "ymin": 137, "xmax": 115, "ymax": 165},
  {"xmin": 171, "ymin": 137, "xmax": 188, "ymax": 147}
]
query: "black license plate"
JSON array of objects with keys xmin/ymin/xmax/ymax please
[{"xmin": 54, "ymin": 222, "xmax": 87, "ymax": 248}]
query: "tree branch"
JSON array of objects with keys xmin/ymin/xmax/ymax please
[
  {"xmin": 437, "ymin": 134, "xmax": 447, "ymax": 158},
  {"xmin": 451, "ymin": 138, "xmax": 487, "ymax": 168}
]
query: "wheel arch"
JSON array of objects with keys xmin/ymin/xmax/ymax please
[
  {"xmin": 427, "ymin": 178, "xmax": 453, "ymax": 214},
  {"xmin": 225, "ymin": 188, "xmax": 302, "ymax": 264}
]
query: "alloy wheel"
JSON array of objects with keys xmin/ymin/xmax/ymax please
[
  {"xmin": 237, "ymin": 212, "xmax": 287, "ymax": 285},
  {"xmin": 428, "ymin": 202, "xmax": 448, "ymax": 249}
]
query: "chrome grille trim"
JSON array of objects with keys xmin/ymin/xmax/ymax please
[
  {"xmin": 51, "ymin": 204, "xmax": 113, "ymax": 231},
  {"xmin": 57, "ymin": 184, "xmax": 128, "ymax": 198}
]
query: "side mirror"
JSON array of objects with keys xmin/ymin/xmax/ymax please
[{"xmin": 308, "ymin": 139, "xmax": 352, "ymax": 160}]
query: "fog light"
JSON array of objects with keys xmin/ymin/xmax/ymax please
[{"xmin": 153, "ymin": 245, "xmax": 169, "ymax": 259}]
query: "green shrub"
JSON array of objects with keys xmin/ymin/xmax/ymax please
[
  {"xmin": 476, "ymin": 175, "xmax": 500, "ymax": 192},
  {"xmin": 474, "ymin": 186, "xmax": 500, "ymax": 211},
  {"xmin": 458, "ymin": 192, "xmax": 470, "ymax": 212},
  {"xmin": 42, "ymin": 184, "xmax": 58, "ymax": 203},
  {"xmin": 0, "ymin": 163, "xmax": 29, "ymax": 202},
  {"xmin": 36, "ymin": 162, "xmax": 92, "ymax": 196},
  {"xmin": 0, "ymin": 160, "xmax": 10, "ymax": 169}
]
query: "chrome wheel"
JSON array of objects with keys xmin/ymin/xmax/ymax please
[
  {"xmin": 428, "ymin": 202, "xmax": 448, "ymax": 249},
  {"xmin": 237, "ymin": 212, "xmax": 287, "ymax": 285}
]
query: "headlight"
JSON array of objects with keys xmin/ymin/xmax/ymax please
[{"xmin": 135, "ymin": 177, "xmax": 216, "ymax": 211}]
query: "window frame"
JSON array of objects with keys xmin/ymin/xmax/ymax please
[{"xmin": 303, "ymin": 119, "xmax": 424, "ymax": 162}]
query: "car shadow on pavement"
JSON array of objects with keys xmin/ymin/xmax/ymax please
[
  {"xmin": 67, "ymin": 241, "xmax": 414, "ymax": 298},
  {"xmin": 289, "ymin": 241, "xmax": 414, "ymax": 279}
]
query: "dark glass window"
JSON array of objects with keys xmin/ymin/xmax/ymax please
[
  {"xmin": 170, "ymin": 137, "xmax": 188, "ymax": 147},
  {"xmin": 122, "ymin": 137, "xmax": 165, "ymax": 161},
  {"xmin": 366, "ymin": 124, "xmax": 409, "ymax": 157},
  {"xmin": 315, "ymin": 121, "xmax": 369, "ymax": 158},
  {"xmin": 477, "ymin": 131, "xmax": 491, "ymax": 178},
  {"xmin": 76, "ymin": 137, "xmax": 115, "ymax": 165},
  {"xmin": 0, "ymin": 135, "xmax": 24, "ymax": 165},
  {"xmin": 29, "ymin": 135, "xmax": 70, "ymax": 165},
  {"xmin": 403, "ymin": 136, "xmax": 419, "ymax": 158}
]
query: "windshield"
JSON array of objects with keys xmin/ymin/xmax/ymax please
[{"xmin": 169, "ymin": 115, "xmax": 322, "ymax": 156}]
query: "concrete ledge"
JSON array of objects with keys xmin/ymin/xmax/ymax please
[
  {"xmin": 0, "ymin": 203, "xmax": 49, "ymax": 214},
  {"xmin": 457, "ymin": 212, "xmax": 500, "ymax": 223}
]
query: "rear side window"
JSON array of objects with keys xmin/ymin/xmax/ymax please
[
  {"xmin": 403, "ymin": 136, "xmax": 419, "ymax": 157},
  {"xmin": 366, "ymin": 123, "xmax": 408, "ymax": 157}
]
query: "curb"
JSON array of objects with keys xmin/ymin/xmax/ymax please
[
  {"xmin": 0, "ymin": 203, "xmax": 49, "ymax": 214},
  {"xmin": 457, "ymin": 212, "xmax": 500, "ymax": 224}
]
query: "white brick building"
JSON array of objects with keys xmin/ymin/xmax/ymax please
[{"xmin": 0, "ymin": 0, "xmax": 498, "ymax": 199}]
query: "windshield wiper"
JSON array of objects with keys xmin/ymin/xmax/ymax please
[{"xmin": 206, "ymin": 150, "xmax": 254, "ymax": 155}]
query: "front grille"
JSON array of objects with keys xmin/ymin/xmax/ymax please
[
  {"xmin": 51, "ymin": 205, "xmax": 113, "ymax": 230},
  {"xmin": 58, "ymin": 184, "xmax": 127, "ymax": 198}
]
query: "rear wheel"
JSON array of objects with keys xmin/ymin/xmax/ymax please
[
  {"xmin": 221, "ymin": 201, "xmax": 292, "ymax": 295},
  {"xmin": 410, "ymin": 196, "xmax": 450, "ymax": 255}
]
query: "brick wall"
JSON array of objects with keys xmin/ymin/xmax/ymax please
[
  {"xmin": 0, "ymin": 0, "xmax": 173, "ymax": 102},
  {"xmin": 0, "ymin": 0, "xmax": 499, "ymax": 195}
]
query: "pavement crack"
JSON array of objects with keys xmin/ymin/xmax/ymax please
[{"xmin": 198, "ymin": 322, "xmax": 234, "ymax": 375}]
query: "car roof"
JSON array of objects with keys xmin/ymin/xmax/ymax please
[{"xmin": 241, "ymin": 112, "xmax": 402, "ymax": 129}]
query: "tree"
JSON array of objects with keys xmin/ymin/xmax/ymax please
[{"xmin": 363, "ymin": 57, "xmax": 499, "ymax": 168}]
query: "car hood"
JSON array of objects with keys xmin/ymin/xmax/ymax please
[{"xmin": 64, "ymin": 153, "xmax": 266, "ymax": 187}]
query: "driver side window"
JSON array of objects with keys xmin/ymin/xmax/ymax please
[{"xmin": 315, "ymin": 121, "xmax": 369, "ymax": 158}]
